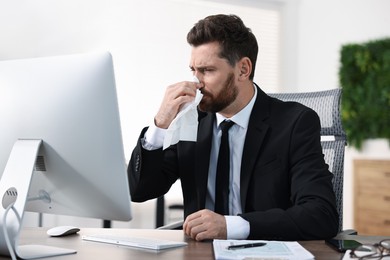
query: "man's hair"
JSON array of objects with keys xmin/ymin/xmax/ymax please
[{"xmin": 187, "ymin": 14, "xmax": 258, "ymax": 80}]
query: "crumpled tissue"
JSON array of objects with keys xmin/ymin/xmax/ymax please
[{"xmin": 163, "ymin": 78, "xmax": 203, "ymax": 150}]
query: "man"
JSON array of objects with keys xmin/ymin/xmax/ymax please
[{"xmin": 128, "ymin": 14, "xmax": 339, "ymax": 241}]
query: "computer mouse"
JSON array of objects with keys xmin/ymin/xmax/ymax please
[{"xmin": 47, "ymin": 226, "xmax": 80, "ymax": 237}]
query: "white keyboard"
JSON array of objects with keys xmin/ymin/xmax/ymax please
[{"xmin": 82, "ymin": 234, "xmax": 187, "ymax": 250}]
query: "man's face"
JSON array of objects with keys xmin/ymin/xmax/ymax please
[{"xmin": 189, "ymin": 42, "xmax": 238, "ymax": 113}]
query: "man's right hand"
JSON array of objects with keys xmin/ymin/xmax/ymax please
[
  {"xmin": 154, "ymin": 81, "xmax": 202, "ymax": 129},
  {"xmin": 183, "ymin": 209, "xmax": 227, "ymax": 241}
]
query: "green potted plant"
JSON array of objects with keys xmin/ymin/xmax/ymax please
[{"xmin": 339, "ymin": 37, "xmax": 390, "ymax": 150}]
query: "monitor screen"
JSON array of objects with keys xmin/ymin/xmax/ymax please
[{"xmin": 0, "ymin": 52, "xmax": 132, "ymax": 256}]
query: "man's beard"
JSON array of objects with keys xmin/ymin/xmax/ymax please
[{"xmin": 198, "ymin": 73, "xmax": 238, "ymax": 113}]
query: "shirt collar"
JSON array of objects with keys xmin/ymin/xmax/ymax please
[{"xmin": 216, "ymin": 84, "xmax": 257, "ymax": 129}]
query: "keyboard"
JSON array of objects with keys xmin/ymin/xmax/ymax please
[{"xmin": 82, "ymin": 234, "xmax": 188, "ymax": 250}]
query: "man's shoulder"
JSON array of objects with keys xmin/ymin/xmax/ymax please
[{"xmin": 268, "ymin": 95, "xmax": 316, "ymax": 115}]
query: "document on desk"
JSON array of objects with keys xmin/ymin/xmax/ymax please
[{"xmin": 213, "ymin": 239, "xmax": 314, "ymax": 260}]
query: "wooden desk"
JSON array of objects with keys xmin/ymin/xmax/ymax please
[{"xmin": 1, "ymin": 228, "xmax": 347, "ymax": 259}]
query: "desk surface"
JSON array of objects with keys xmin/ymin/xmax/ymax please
[{"xmin": 3, "ymin": 227, "xmax": 385, "ymax": 260}]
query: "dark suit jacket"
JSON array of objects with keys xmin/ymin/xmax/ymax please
[{"xmin": 128, "ymin": 86, "xmax": 339, "ymax": 240}]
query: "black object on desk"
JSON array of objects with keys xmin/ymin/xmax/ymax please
[{"xmin": 227, "ymin": 242, "xmax": 267, "ymax": 250}]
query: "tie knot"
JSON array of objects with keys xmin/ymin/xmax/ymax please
[{"xmin": 220, "ymin": 120, "xmax": 235, "ymax": 133}]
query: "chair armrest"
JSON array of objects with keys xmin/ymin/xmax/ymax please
[{"xmin": 156, "ymin": 220, "xmax": 184, "ymax": 230}]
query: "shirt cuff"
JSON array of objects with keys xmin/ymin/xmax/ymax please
[
  {"xmin": 141, "ymin": 123, "xmax": 166, "ymax": 150},
  {"xmin": 225, "ymin": 216, "xmax": 250, "ymax": 240}
]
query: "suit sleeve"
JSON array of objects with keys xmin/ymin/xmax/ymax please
[
  {"xmin": 128, "ymin": 127, "xmax": 178, "ymax": 202},
  {"xmin": 240, "ymin": 109, "xmax": 339, "ymax": 240}
]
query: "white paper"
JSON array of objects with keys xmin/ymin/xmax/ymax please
[
  {"xmin": 213, "ymin": 239, "xmax": 314, "ymax": 260},
  {"xmin": 163, "ymin": 78, "xmax": 203, "ymax": 150}
]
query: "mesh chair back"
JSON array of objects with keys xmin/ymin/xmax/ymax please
[{"xmin": 269, "ymin": 88, "xmax": 346, "ymax": 232}]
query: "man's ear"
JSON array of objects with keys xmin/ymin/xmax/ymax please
[{"xmin": 237, "ymin": 57, "xmax": 252, "ymax": 81}]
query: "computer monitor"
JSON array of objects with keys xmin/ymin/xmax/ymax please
[{"xmin": 0, "ymin": 52, "xmax": 132, "ymax": 258}]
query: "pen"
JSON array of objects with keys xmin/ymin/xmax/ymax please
[{"xmin": 227, "ymin": 242, "xmax": 267, "ymax": 250}]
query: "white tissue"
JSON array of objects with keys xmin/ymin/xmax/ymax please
[{"xmin": 163, "ymin": 78, "xmax": 203, "ymax": 150}]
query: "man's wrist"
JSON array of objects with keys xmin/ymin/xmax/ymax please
[
  {"xmin": 142, "ymin": 123, "xmax": 166, "ymax": 150},
  {"xmin": 225, "ymin": 215, "xmax": 250, "ymax": 240}
]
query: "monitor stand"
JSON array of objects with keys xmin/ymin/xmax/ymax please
[{"xmin": 0, "ymin": 140, "xmax": 76, "ymax": 259}]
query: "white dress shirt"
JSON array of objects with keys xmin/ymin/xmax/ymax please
[{"xmin": 142, "ymin": 85, "xmax": 257, "ymax": 239}]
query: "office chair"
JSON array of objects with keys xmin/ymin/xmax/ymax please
[
  {"xmin": 268, "ymin": 88, "xmax": 346, "ymax": 232},
  {"xmin": 158, "ymin": 88, "xmax": 347, "ymax": 233}
]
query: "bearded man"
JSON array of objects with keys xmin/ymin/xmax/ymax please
[{"xmin": 128, "ymin": 14, "xmax": 338, "ymax": 242}]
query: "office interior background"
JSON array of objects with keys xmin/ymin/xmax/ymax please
[{"xmin": 1, "ymin": 0, "xmax": 389, "ymax": 231}]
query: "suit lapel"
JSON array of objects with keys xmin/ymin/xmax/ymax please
[
  {"xmin": 240, "ymin": 87, "xmax": 271, "ymax": 210},
  {"xmin": 195, "ymin": 111, "xmax": 214, "ymax": 210}
]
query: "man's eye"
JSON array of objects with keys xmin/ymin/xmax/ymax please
[
  {"xmin": 191, "ymin": 68, "xmax": 214, "ymax": 74},
  {"xmin": 201, "ymin": 68, "xmax": 213, "ymax": 73}
]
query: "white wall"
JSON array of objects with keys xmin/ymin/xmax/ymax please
[{"xmin": 299, "ymin": 0, "xmax": 390, "ymax": 92}]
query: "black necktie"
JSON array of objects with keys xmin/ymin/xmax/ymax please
[{"xmin": 215, "ymin": 120, "xmax": 235, "ymax": 215}]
